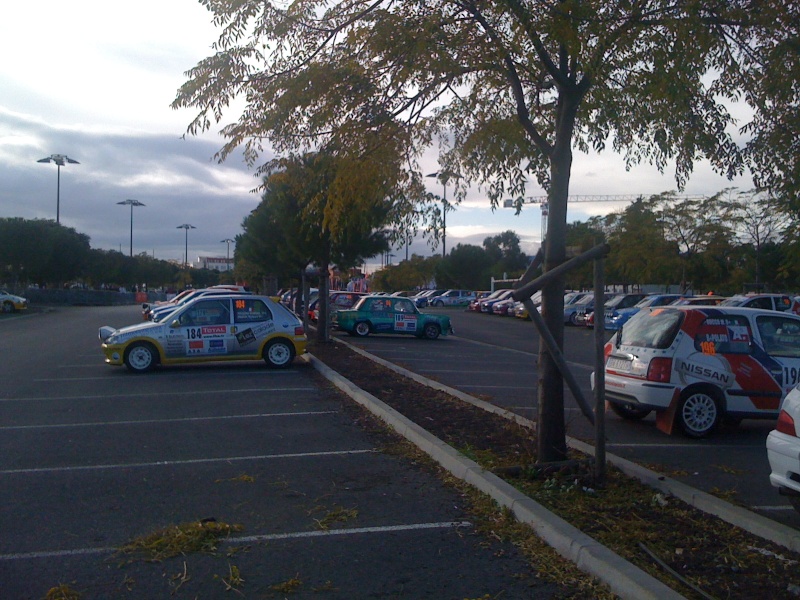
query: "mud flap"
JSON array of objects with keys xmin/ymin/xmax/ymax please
[{"xmin": 655, "ymin": 389, "xmax": 682, "ymax": 435}]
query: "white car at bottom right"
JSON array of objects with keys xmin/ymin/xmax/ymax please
[{"xmin": 767, "ymin": 386, "xmax": 800, "ymax": 513}]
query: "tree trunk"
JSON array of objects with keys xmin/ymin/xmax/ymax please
[
  {"xmin": 317, "ymin": 262, "xmax": 330, "ymax": 343},
  {"xmin": 537, "ymin": 91, "xmax": 580, "ymax": 464}
]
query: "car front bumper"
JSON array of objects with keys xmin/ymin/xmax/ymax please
[{"xmin": 101, "ymin": 343, "xmax": 125, "ymax": 366}]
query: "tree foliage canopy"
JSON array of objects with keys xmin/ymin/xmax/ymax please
[{"xmin": 175, "ymin": 0, "xmax": 799, "ymax": 460}]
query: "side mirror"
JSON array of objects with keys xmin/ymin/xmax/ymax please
[{"xmin": 170, "ymin": 319, "xmax": 181, "ymax": 328}]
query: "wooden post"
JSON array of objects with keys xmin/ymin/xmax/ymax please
[{"xmin": 594, "ymin": 256, "xmax": 606, "ymax": 484}]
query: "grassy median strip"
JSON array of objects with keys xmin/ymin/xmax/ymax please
[{"xmin": 309, "ymin": 339, "xmax": 800, "ymax": 599}]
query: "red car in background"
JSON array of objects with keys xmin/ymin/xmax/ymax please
[{"xmin": 314, "ymin": 291, "xmax": 367, "ymax": 324}]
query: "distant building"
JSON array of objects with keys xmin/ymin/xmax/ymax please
[{"xmin": 196, "ymin": 256, "xmax": 234, "ymax": 272}]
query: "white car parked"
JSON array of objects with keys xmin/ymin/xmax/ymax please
[
  {"xmin": 428, "ymin": 289, "xmax": 477, "ymax": 307},
  {"xmin": 596, "ymin": 306, "xmax": 800, "ymax": 438},
  {"xmin": 767, "ymin": 386, "xmax": 800, "ymax": 513}
]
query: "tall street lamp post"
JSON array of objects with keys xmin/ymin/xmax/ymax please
[
  {"xmin": 220, "ymin": 238, "xmax": 234, "ymax": 271},
  {"xmin": 426, "ymin": 171, "xmax": 451, "ymax": 258},
  {"xmin": 37, "ymin": 154, "xmax": 79, "ymax": 224},
  {"xmin": 117, "ymin": 199, "xmax": 145, "ymax": 257},
  {"xmin": 176, "ymin": 224, "xmax": 196, "ymax": 268}
]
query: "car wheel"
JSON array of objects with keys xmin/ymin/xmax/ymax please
[
  {"xmin": 354, "ymin": 321, "xmax": 371, "ymax": 337},
  {"xmin": 423, "ymin": 323, "xmax": 441, "ymax": 340},
  {"xmin": 678, "ymin": 388, "xmax": 721, "ymax": 438},
  {"xmin": 124, "ymin": 342, "xmax": 157, "ymax": 373},
  {"xmin": 609, "ymin": 401, "xmax": 651, "ymax": 421},
  {"xmin": 2, "ymin": 301, "xmax": 14, "ymax": 313},
  {"xmin": 263, "ymin": 338, "xmax": 295, "ymax": 368},
  {"xmin": 433, "ymin": 300, "xmax": 444, "ymax": 307},
  {"xmin": 569, "ymin": 312, "xmax": 579, "ymax": 326}
]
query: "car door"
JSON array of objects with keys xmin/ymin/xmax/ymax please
[
  {"xmin": 366, "ymin": 297, "xmax": 394, "ymax": 332},
  {"xmin": 392, "ymin": 298, "xmax": 419, "ymax": 334},
  {"xmin": 754, "ymin": 314, "xmax": 800, "ymax": 405},
  {"xmin": 167, "ymin": 298, "xmax": 233, "ymax": 358},
  {"xmin": 231, "ymin": 297, "xmax": 277, "ymax": 356}
]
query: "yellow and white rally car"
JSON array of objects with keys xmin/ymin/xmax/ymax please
[
  {"xmin": 99, "ymin": 294, "xmax": 307, "ymax": 373},
  {"xmin": 1, "ymin": 290, "xmax": 28, "ymax": 313}
]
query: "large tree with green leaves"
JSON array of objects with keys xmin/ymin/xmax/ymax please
[
  {"xmin": 175, "ymin": 0, "xmax": 797, "ymax": 462},
  {"xmin": 240, "ymin": 152, "xmax": 392, "ymax": 339},
  {"xmin": 602, "ymin": 199, "xmax": 681, "ymax": 288}
]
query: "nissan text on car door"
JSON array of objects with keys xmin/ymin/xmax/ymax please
[{"xmin": 593, "ymin": 306, "xmax": 800, "ymax": 438}]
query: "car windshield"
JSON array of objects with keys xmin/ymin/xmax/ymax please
[
  {"xmin": 574, "ymin": 294, "xmax": 594, "ymax": 306},
  {"xmin": 720, "ymin": 296, "xmax": 747, "ymax": 306},
  {"xmin": 604, "ymin": 295, "xmax": 627, "ymax": 308},
  {"xmin": 618, "ymin": 308, "xmax": 684, "ymax": 349}
]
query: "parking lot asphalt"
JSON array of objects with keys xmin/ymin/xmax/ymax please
[
  {"xmin": 340, "ymin": 307, "xmax": 800, "ymax": 530},
  {"xmin": 0, "ymin": 306, "xmax": 567, "ymax": 599}
]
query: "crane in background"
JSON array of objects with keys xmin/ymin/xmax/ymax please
[{"xmin": 504, "ymin": 195, "xmax": 708, "ymax": 243}]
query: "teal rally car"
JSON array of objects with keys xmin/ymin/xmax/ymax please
[{"xmin": 336, "ymin": 295, "xmax": 454, "ymax": 340}]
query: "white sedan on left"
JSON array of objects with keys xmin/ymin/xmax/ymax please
[
  {"xmin": 0, "ymin": 289, "xmax": 28, "ymax": 313},
  {"xmin": 767, "ymin": 385, "xmax": 800, "ymax": 513}
]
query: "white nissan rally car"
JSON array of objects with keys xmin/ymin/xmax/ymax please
[{"xmin": 593, "ymin": 306, "xmax": 800, "ymax": 438}]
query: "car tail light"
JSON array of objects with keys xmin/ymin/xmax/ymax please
[
  {"xmin": 295, "ymin": 326, "xmax": 305, "ymax": 336},
  {"xmin": 646, "ymin": 357, "xmax": 673, "ymax": 383},
  {"xmin": 776, "ymin": 410, "xmax": 797, "ymax": 437}
]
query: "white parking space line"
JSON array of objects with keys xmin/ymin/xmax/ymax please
[
  {"xmin": 380, "ymin": 356, "xmax": 514, "ymax": 365},
  {"xmin": 0, "ymin": 388, "xmax": 316, "ymax": 403},
  {"xmin": 421, "ymin": 370, "xmax": 531, "ymax": 376},
  {"xmin": 607, "ymin": 443, "xmax": 765, "ymax": 449},
  {"xmin": 0, "ymin": 449, "xmax": 375, "ymax": 476},
  {"xmin": 33, "ymin": 370, "xmax": 302, "ymax": 382},
  {"xmin": 751, "ymin": 505, "xmax": 794, "ymax": 512},
  {"xmin": 375, "ymin": 353, "xmax": 592, "ymax": 373},
  {"xmin": 234, "ymin": 521, "xmax": 473, "ymax": 543},
  {"xmin": 453, "ymin": 336, "xmax": 537, "ymax": 357},
  {"xmin": 0, "ymin": 411, "xmax": 337, "ymax": 431},
  {"xmin": 452, "ymin": 337, "xmax": 595, "ymax": 371},
  {"xmin": 458, "ymin": 384, "xmax": 536, "ymax": 390},
  {"xmin": 0, "ymin": 521, "xmax": 472, "ymax": 562}
]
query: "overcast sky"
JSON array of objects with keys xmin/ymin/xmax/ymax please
[{"xmin": 0, "ymin": 1, "xmax": 755, "ymax": 271}]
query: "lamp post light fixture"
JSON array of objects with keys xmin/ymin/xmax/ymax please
[
  {"xmin": 176, "ymin": 224, "xmax": 196, "ymax": 268},
  {"xmin": 117, "ymin": 199, "xmax": 145, "ymax": 257},
  {"xmin": 220, "ymin": 238, "xmax": 235, "ymax": 272},
  {"xmin": 426, "ymin": 171, "xmax": 452, "ymax": 258},
  {"xmin": 37, "ymin": 154, "xmax": 79, "ymax": 224}
]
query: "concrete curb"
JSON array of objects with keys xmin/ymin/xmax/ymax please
[
  {"xmin": 334, "ymin": 337, "xmax": 800, "ymax": 554},
  {"xmin": 307, "ymin": 353, "xmax": 685, "ymax": 600}
]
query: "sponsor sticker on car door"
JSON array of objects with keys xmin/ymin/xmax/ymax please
[{"xmin": 232, "ymin": 299, "xmax": 276, "ymax": 355}]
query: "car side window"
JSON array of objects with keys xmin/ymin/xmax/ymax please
[
  {"xmin": 369, "ymin": 299, "xmax": 389, "ymax": 312},
  {"xmin": 694, "ymin": 315, "xmax": 752, "ymax": 355},
  {"xmin": 758, "ymin": 316, "xmax": 800, "ymax": 357},
  {"xmin": 180, "ymin": 299, "xmax": 230, "ymax": 326},
  {"xmin": 394, "ymin": 299, "xmax": 414, "ymax": 313},
  {"xmin": 234, "ymin": 298, "xmax": 272, "ymax": 323},
  {"xmin": 747, "ymin": 297, "xmax": 773, "ymax": 310}
]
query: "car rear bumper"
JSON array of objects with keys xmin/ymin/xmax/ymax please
[
  {"xmin": 601, "ymin": 372, "xmax": 677, "ymax": 410},
  {"xmin": 767, "ymin": 430, "xmax": 800, "ymax": 495}
]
